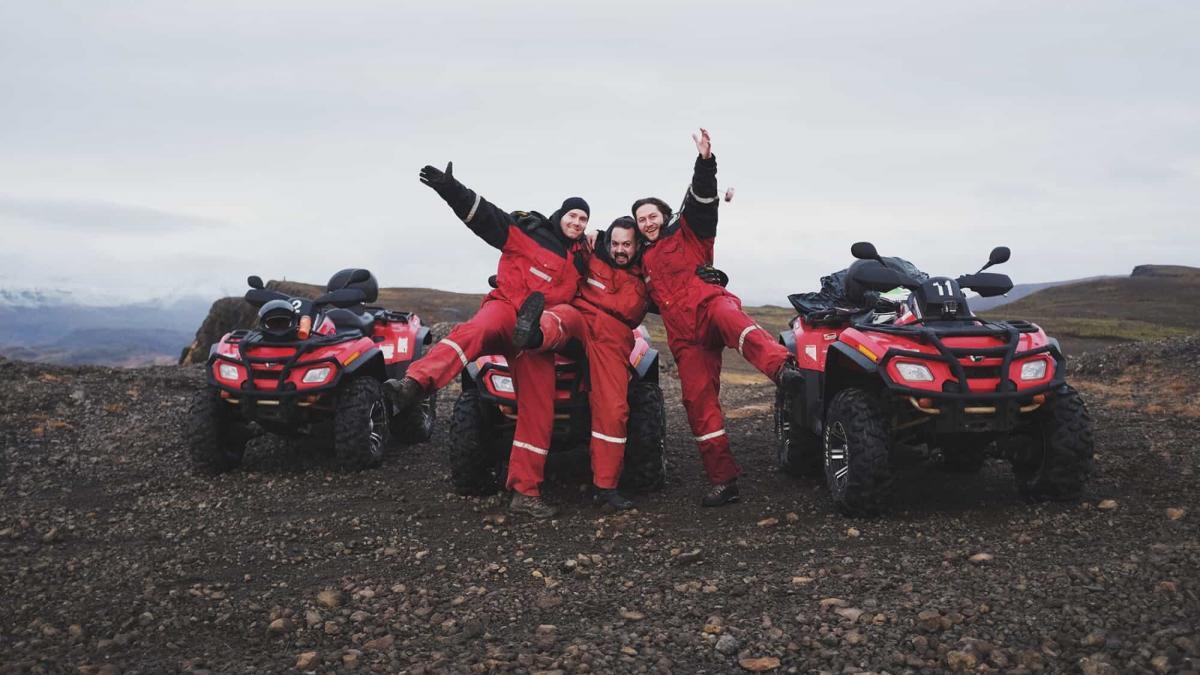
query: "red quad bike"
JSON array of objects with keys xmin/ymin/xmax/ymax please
[
  {"xmin": 775, "ymin": 242, "xmax": 1094, "ymax": 516},
  {"xmin": 448, "ymin": 325, "xmax": 667, "ymax": 495},
  {"xmin": 188, "ymin": 269, "xmax": 437, "ymax": 473}
]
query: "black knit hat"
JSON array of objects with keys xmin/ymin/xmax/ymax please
[{"xmin": 559, "ymin": 197, "xmax": 590, "ymax": 216}]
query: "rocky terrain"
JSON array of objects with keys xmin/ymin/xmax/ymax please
[{"xmin": 1, "ymin": 338, "xmax": 1198, "ymax": 674}]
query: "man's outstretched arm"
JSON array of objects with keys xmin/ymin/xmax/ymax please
[
  {"xmin": 420, "ymin": 162, "xmax": 514, "ymax": 250},
  {"xmin": 678, "ymin": 129, "xmax": 719, "ymax": 239}
]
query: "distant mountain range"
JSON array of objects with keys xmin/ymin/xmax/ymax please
[{"xmin": 0, "ymin": 294, "xmax": 211, "ymax": 366}]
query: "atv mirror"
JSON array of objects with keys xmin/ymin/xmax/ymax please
[
  {"xmin": 978, "ymin": 246, "xmax": 1011, "ymax": 273},
  {"xmin": 247, "ymin": 275, "xmax": 264, "ymax": 290},
  {"xmin": 315, "ymin": 288, "xmax": 367, "ymax": 307},
  {"xmin": 245, "ymin": 288, "xmax": 290, "ymax": 307},
  {"xmin": 959, "ymin": 272, "xmax": 1014, "ymax": 298},
  {"xmin": 851, "ymin": 242, "xmax": 880, "ymax": 261}
]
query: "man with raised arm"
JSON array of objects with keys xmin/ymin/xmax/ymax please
[
  {"xmin": 386, "ymin": 162, "xmax": 589, "ymax": 518},
  {"xmin": 631, "ymin": 129, "xmax": 802, "ymax": 507}
]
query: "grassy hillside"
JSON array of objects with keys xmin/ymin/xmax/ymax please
[{"xmin": 983, "ymin": 266, "xmax": 1200, "ymax": 349}]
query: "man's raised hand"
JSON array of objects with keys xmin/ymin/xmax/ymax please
[
  {"xmin": 419, "ymin": 162, "xmax": 454, "ymax": 191},
  {"xmin": 692, "ymin": 128, "xmax": 712, "ymax": 159}
]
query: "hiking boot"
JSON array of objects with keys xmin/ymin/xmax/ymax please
[
  {"xmin": 593, "ymin": 487, "xmax": 634, "ymax": 511},
  {"xmin": 512, "ymin": 292, "xmax": 545, "ymax": 350},
  {"xmin": 384, "ymin": 376, "xmax": 424, "ymax": 414},
  {"xmin": 700, "ymin": 480, "xmax": 740, "ymax": 507},
  {"xmin": 776, "ymin": 360, "xmax": 805, "ymax": 394},
  {"xmin": 509, "ymin": 491, "xmax": 558, "ymax": 519}
]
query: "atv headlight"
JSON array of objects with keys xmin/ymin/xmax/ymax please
[
  {"xmin": 1020, "ymin": 359, "xmax": 1048, "ymax": 380},
  {"xmin": 218, "ymin": 363, "xmax": 240, "ymax": 381},
  {"xmin": 302, "ymin": 366, "xmax": 332, "ymax": 384},
  {"xmin": 490, "ymin": 374, "xmax": 515, "ymax": 393},
  {"xmin": 896, "ymin": 362, "xmax": 934, "ymax": 382}
]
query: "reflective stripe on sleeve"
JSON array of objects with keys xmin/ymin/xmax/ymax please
[
  {"xmin": 513, "ymin": 440, "xmax": 549, "ymax": 456},
  {"xmin": 693, "ymin": 428, "xmax": 726, "ymax": 442},
  {"xmin": 737, "ymin": 324, "xmax": 758, "ymax": 355},
  {"xmin": 689, "ymin": 185, "xmax": 718, "ymax": 204},
  {"xmin": 529, "ymin": 267, "xmax": 552, "ymax": 282},
  {"xmin": 441, "ymin": 338, "xmax": 469, "ymax": 367},
  {"xmin": 586, "ymin": 278, "xmax": 606, "ymax": 290},
  {"xmin": 464, "ymin": 193, "xmax": 481, "ymax": 223},
  {"xmin": 591, "ymin": 431, "xmax": 627, "ymax": 444}
]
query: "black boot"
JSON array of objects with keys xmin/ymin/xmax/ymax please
[
  {"xmin": 593, "ymin": 487, "xmax": 634, "ymax": 511},
  {"xmin": 700, "ymin": 479, "xmax": 740, "ymax": 507},
  {"xmin": 776, "ymin": 360, "xmax": 805, "ymax": 394},
  {"xmin": 512, "ymin": 292, "xmax": 545, "ymax": 350},
  {"xmin": 384, "ymin": 376, "xmax": 425, "ymax": 414},
  {"xmin": 509, "ymin": 491, "xmax": 558, "ymax": 519}
]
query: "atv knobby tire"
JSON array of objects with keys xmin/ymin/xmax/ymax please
[
  {"xmin": 621, "ymin": 381, "xmax": 667, "ymax": 493},
  {"xmin": 824, "ymin": 387, "xmax": 893, "ymax": 516},
  {"xmin": 187, "ymin": 387, "xmax": 247, "ymax": 474},
  {"xmin": 449, "ymin": 388, "xmax": 504, "ymax": 495},
  {"xmin": 1011, "ymin": 384, "xmax": 1094, "ymax": 500},
  {"xmin": 775, "ymin": 387, "xmax": 822, "ymax": 478},
  {"xmin": 392, "ymin": 390, "xmax": 438, "ymax": 444},
  {"xmin": 333, "ymin": 377, "xmax": 389, "ymax": 470}
]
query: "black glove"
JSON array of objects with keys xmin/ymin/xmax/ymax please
[
  {"xmin": 696, "ymin": 264, "xmax": 729, "ymax": 287},
  {"xmin": 419, "ymin": 162, "xmax": 456, "ymax": 195}
]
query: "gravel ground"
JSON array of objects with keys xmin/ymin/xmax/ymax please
[{"xmin": 1, "ymin": 342, "xmax": 1197, "ymax": 674}]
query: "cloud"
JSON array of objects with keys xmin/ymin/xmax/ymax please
[{"xmin": 0, "ymin": 197, "xmax": 220, "ymax": 233}]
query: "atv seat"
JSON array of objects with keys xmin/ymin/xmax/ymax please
[{"xmin": 325, "ymin": 308, "xmax": 375, "ymax": 334}]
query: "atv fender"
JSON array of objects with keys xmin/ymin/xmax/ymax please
[
  {"xmin": 828, "ymin": 341, "xmax": 878, "ymax": 374},
  {"xmin": 462, "ymin": 361, "xmax": 483, "ymax": 390},
  {"xmin": 778, "ymin": 330, "xmax": 798, "ymax": 358},
  {"xmin": 343, "ymin": 347, "xmax": 387, "ymax": 381},
  {"xmin": 413, "ymin": 326, "xmax": 432, "ymax": 359}
]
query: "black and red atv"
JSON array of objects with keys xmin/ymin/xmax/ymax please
[
  {"xmin": 775, "ymin": 242, "xmax": 1094, "ymax": 515},
  {"xmin": 188, "ymin": 269, "xmax": 436, "ymax": 473},
  {"xmin": 448, "ymin": 325, "xmax": 666, "ymax": 495}
]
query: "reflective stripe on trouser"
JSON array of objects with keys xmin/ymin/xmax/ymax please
[
  {"xmin": 505, "ymin": 349, "xmax": 557, "ymax": 496},
  {"xmin": 671, "ymin": 340, "xmax": 739, "ymax": 484},
  {"xmin": 584, "ymin": 320, "xmax": 634, "ymax": 490},
  {"xmin": 704, "ymin": 294, "xmax": 791, "ymax": 382},
  {"xmin": 533, "ymin": 303, "xmax": 585, "ymax": 353},
  {"xmin": 404, "ymin": 299, "xmax": 516, "ymax": 392}
]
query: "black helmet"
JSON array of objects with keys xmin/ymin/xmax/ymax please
[
  {"xmin": 326, "ymin": 268, "xmax": 379, "ymax": 303},
  {"xmin": 258, "ymin": 299, "xmax": 299, "ymax": 337}
]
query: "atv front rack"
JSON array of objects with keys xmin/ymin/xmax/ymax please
[
  {"xmin": 207, "ymin": 329, "xmax": 367, "ymax": 409},
  {"xmin": 854, "ymin": 319, "xmax": 1066, "ymax": 402}
]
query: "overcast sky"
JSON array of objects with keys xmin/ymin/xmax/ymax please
[{"xmin": 2, "ymin": 0, "xmax": 1197, "ymax": 306}]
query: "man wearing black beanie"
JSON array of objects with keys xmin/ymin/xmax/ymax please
[{"xmin": 386, "ymin": 162, "xmax": 589, "ymax": 519}]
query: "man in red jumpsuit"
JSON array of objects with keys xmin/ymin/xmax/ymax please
[
  {"xmin": 385, "ymin": 162, "xmax": 588, "ymax": 519},
  {"xmin": 632, "ymin": 129, "xmax": 803, "ymax": 507},
  {"xmin": 511, "ymin": 217, "xmax": 648, "ymax": 511}
]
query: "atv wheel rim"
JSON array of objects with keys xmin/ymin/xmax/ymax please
[
  {"xmin": 826, "ymin": 421, "xmax": 850, "ymax": 491},
  {"xmin": 368, "ymin": 400, "xmax": 385, "ymax": 455}
]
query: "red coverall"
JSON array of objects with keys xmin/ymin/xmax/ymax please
[
  {"xmin": 640, "ymin": 154, "xmax": 792, "ymax": 485},
  {"xmin": 404, "ymin": 188, "xmax": 583, "ymax": 497},
  {"xmin": 532, "ymin": 243, "xmax": 649, "ymax": 489}
]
